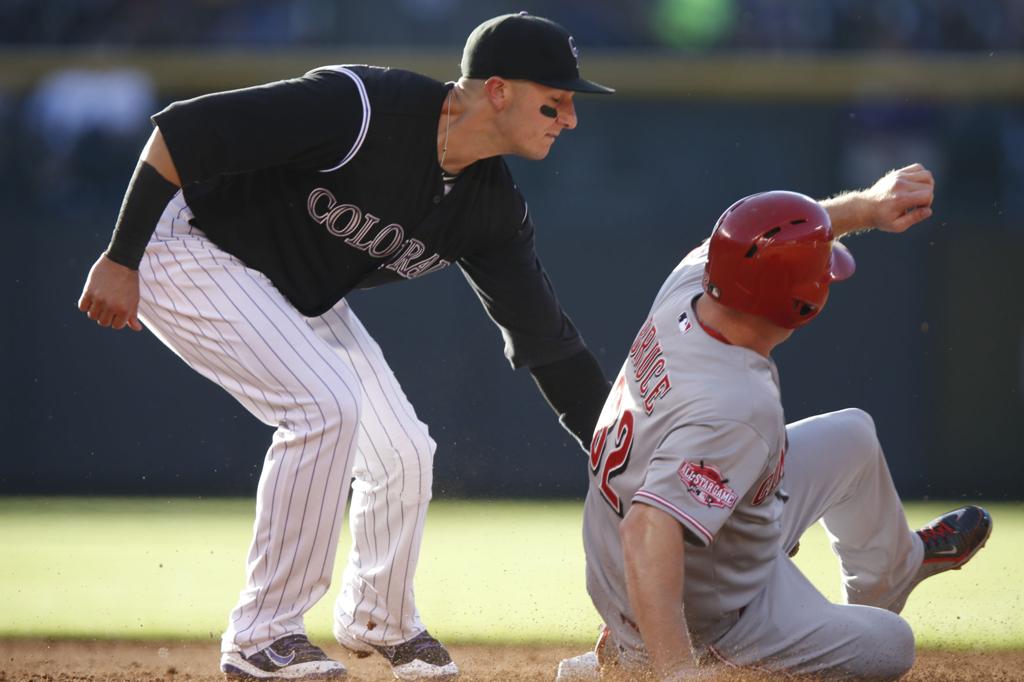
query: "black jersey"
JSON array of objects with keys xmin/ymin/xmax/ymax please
[{"xmin": 152, "ymin": 65, "xmax": 583, "ymax": 369}]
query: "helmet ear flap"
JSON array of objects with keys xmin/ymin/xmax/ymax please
[{"xmin": 788, "ymin": 275, "xmax": 830, "ymax": 323}]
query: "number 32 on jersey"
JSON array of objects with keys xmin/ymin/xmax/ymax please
[{"xmin": 589, "ymin": 375, "xmax": 636, "ymax": 517}]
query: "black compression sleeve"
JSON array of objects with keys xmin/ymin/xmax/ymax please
[
  {"xmin": 105, "ymin": 161, "xmax": 179, "ymax": 270},
  {"xmin": 529, "ymin": 348, "xmax": 611, "ymax": 452}
]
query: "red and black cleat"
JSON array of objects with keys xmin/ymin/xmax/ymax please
[
  {"xmin": 917, "ymin": 505, "xmax": 993, "ymax": 568},
  {"xmin": 887, "ymin": 505, "xmax": 993, "ymax": 614}
]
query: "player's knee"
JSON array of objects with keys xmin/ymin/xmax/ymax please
[
  {"xmin": 851, "ymin": 609, "xmax": 915, "ymax": 680},
  {"xmin": 833, "ymin": 407, "xmax": 881, "ymax": 461},
  {"xmin": 314, "ymin": 380, "xmax": 363, "ymax": 436},
  {"xmin": 890, "ymin": 623, "xmax": 916, "ymax": 679},
  {"xmin": 409, "ymin": 426, "xmax": 436, "ymax": 502},
  {"xmin": 836, "ymin": 407, "xmax": 877, "ymax": 441},
  {"xmin": 869, "ymin": 616, "xmax": 915, "ymax": 679},
  {"xmin": 393, "ymin": 423, "xmax": 436, "ymax": 503}
]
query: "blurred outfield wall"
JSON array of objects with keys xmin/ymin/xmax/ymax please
[{"xmin": 1, "ymin": 50, "xmax": 1022, "ymax": 499}]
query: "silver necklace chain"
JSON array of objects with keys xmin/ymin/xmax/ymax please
[{"xmin": 440, "ymin": 89, "xmax": 453, "ymax": 171}]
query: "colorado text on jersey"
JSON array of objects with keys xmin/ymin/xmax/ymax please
[{"xmin": 307, "ymin": 188, "xmax": 451, "ymax": 279}]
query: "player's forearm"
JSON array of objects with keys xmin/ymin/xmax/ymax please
[
  {"xmin": 529, "ymin": 349, "xmax": 610, "ymax": 450},
  {"xmin": 820, "ymin": 191, "xmax": 871, "ymax": 238},
  {"xmin": 104, "ymin": 127, "xmax": 181, "ymax": 269},
  {"xmin": 620, "ymin": 504, "xmax": 698, "ymax": 679}
]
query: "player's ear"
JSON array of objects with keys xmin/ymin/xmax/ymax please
[{"xmin": 483, "ymin": 77, "xmax": 512, "ymax": 111}]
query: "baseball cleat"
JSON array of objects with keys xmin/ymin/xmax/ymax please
[
  {"xmin": 557, "ymin": 624, "xmax": 631, "ymax": 680},
  {"xmin": 555, "ymin": 651, "xmax": 601, "ymax": 681},
  {"xmin": 335, "ymin": 628, "xmax": 458, "ymax": 680},
  {"xmin": 220, "ymin": 634, "xmax": 347, "ymax": 679},
  {"xmin": 889, "ymin": 505, "xmax": 993, "ymax": 613}
]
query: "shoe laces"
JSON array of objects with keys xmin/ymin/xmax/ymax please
[
  {"xmin": 918, "ymin": 521, "xmax": 956, "ymax": 547},
  {"xmin": 274, "ymin": 634, "xmax": 325, "ymax": 659},
  {"xmin": 392, "ymin": 631, "xmax": 451, "ymax": 666},
  {"xmin": 408, "ymin": 632, "xmax": 441, "ymax": 656}
]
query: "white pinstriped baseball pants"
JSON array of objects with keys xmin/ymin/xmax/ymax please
[{"xmin": 138, "ymin": 192, "xmax": 434, "ymax": 655}]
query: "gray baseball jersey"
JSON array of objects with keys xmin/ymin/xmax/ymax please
[
  {"xmin": 578, "ymin": 242, "xmax": 931, "ymax": 679},
  {"xmin": 583, "ymin": 242, "xmax": 788, "ymax": 644}
]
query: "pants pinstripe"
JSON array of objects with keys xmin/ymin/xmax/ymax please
[{"xmin": 138, "ymin": 193, "xmax": 434, "ymax": 655}]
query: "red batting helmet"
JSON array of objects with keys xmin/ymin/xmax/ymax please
[{"xmin": 702, "ymin": 191, "xmax": 855, "ymax": 329}]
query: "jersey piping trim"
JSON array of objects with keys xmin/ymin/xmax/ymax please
[
  {"xmin": 318, "ymin": 67, "xmax": 371, "ymax": 174},
  {"xmin": 633, "ymin": 490, "xmax": 714, "ymax": 545}
]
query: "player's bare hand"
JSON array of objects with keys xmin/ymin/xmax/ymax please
[
  {"xmin": 862, "ymin": 163, "xmax": 935, "ymax": 234},
  {"xmin": 77, "ymin": 255, "xmax": 143, "ymax": 331}
]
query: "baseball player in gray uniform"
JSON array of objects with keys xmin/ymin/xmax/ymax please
[
  {"xmin": 558, "ymin": 173, "xmax": 992, "ymax": 681},
  {"xmin": 77, "ymin": 13, "xmax": 614, "ymax": 681}
]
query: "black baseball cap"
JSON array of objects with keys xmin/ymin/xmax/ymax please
[{"xmin": 461, "ymin": 12, "xmax": 615, "ymax": 94}]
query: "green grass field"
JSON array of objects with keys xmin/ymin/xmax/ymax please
[{"xmin": 1, "ymin": 498, "xmax": 1020, "ymax": 649}]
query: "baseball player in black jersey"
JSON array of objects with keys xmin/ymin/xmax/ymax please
[{"xmin": 78, "ymin": 13, "xmax": 613, "ymax": 681}]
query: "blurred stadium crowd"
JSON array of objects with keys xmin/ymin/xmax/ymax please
[
  {"xmin": 2, "ymin": 0, "xmax": 1022, "ymax": 51},
  {"xmin": 1, "ymin": 1, "xmax": 1021, "ymax": 218},
  {"xmin": 0, "ymin": 1, "xmax": 1021, "ymax": 285}
]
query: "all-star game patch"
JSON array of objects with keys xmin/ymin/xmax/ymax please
[{"xmin": 679, "ymin": 460, "xmax": 738, "ymax": 509}]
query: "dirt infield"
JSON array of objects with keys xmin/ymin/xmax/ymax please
[{"xmin": 0, "ymin": 639, "xmax": 1020, "ymax": 681}]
